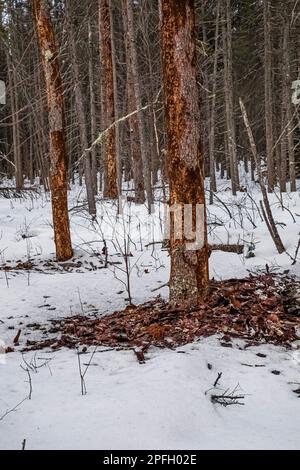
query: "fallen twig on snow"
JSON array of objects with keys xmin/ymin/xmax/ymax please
[
  {"xmin": 214, "ymin": 372, "xmax": 223, "ymax": 387},
  {"xmin": 211, "ymin": 389, "xmax": 245, "ymax": 406},
  {"xmin": 0, "ymin": 397, "xmax": 28, "ymax": 422},
  {"xmin": 292, "ymin": 238, "xmax": 300, "ymax": 265}
]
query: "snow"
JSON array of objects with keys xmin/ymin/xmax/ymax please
[
  {"xmin": 1, "ymin": 339, "xmax": 300, "ymax": 450},
  {"xmin": 0, "ymin": 177, "xmax": 300, "ymax": 449}
]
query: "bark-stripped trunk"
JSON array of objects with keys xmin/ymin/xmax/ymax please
[
  {"xmin": 161, "ymin": 0, "xmax": 209, "ymax": 306},
  {"xmin": 125, "ymin": 0, "xmax": 153, "ymax": 212},
  {"xmin": 99, "ymin": 0, "xmax": 118, "ymax": 199},
  {"xmin": 33, "ymin": 0, "xmax": 73, "ymax": 261},
  {"xmin": 264, "ymin": 0, "xmax": 275, "ymax": 192},
  {"xmin": 66, "ymin": 0, "xmax": 96, "ymax": 216},
  {"xmin": 122, "ymin": 2, "xmax": 145, "ymax": 204}
]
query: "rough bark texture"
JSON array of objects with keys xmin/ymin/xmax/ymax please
[
  {"xmin": 99, "ymin": 0, "xmax": 118, "ymax": 199},
  {"xmin": 264, "ymin": 0, "xmax": 275, "ymax": 192},
  {"xmin": 33, "ymin": 0, "xmax": 73, "ymax": 261},
  {"xmin": 161, "ymin": 0, "xmax": 209, "ymax": 306}
]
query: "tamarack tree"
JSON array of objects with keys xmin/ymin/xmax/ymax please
[
  {"xmin": 161, "ymin": 0, "xmax": 209, "ymax": 306},
  {"xmin": 32, "ymin": 0, "xmax": 73, "ymax": 261},
  {"xmin": 99, "ymin": 0, "xmax": 118, "ymax": 199}
]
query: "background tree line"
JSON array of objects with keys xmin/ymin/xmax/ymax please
[{"xmin": 0, "ymin": 0, "xmax": 299, "ymax": 205}]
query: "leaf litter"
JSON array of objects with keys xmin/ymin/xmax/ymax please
[{"xmin": 12, "ymin": 273, "xmax": 300, "ymax": 353}]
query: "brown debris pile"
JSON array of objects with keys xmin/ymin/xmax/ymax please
[
  {"xmin": 24, "ymin": 274, "xmax": 300, "ymax": 352},
  {"xmin": 0, "ymin": 257, "xmax": 104, "ymax": 274}
]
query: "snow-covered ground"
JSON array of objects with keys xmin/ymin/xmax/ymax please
[
  {"xmin": 0, "ymin": 178, "xmax": 300, "ymax": 449},
  {"xmin": 1, "ymin": 338, "xmax": 300, "ymax": 450}
]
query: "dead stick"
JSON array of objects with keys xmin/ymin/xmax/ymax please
[
  {"xmin": 292, "ymin": 238, "xmax": 300, "ymax": 265},
  {"xmin": 239, "ymin": 98, "xmax": 285, "ymax": 254},
  {"xmin": 214, "ymin": 372, "xmax": 222, "ymax": 387}
]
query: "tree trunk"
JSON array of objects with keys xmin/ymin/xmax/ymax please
[
  {"xmin": 141, "ymin": 11, "xmax": 161, "ymax": 186},
  {"xmin": 88, "ymin": 16, "xmax": 98, "ymax": 195},
  {"xmin": 109, "ymin": 0, "xmax": 122, "ymax": 194},
  {"xmin": 222, "ymin": 0, "xmax": 239, "ymax": 195},
  {"xmin": 161, "ymin": 0, "xmax": 209, "ymax": 306},
  {"xmin": 99, "ymin": 0, "xmax": 118, "ymax": 199},
  {"xmin": 279, "ymin": 15, "xmax": 289, "ymax": 193},
  {"xmin": 283, "ymin": 10, "xmax": 296, "ymax": 192},
  {"xmin": 264, "ymin": 0, "xmax": 275, "ymax": 192},
  {"xmin": 7, "ymin": 1, "xmax": 23, "ymax": 190},
  {"xmin": 7, "ymin": 53, "xmax": 23, "ymax": 190},
  {"xmin": 122, "ymin": 2, "xmax": 145, "ymax": 204},
  {"xmin": 208, "ymin": 0, "xmax": 220, "ymax": 203},
  {"xmin": 33, "ymin": 0, "xmax": 73, "ymax": 261},
  {"xmin": 125, "ymin": 0, "xmax": 153, "ymax": 212},
  {"xmin": 66, "ymin": 0, "xmax": 96, "ymax": 216},
  {"xmin": 200, "ymin": 2, "xmax": 211, "ymax": 181}
]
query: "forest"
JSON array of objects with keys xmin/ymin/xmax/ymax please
[{"xmin": 0, "ymin": 0, "xmax": 299, "ymax": 452}]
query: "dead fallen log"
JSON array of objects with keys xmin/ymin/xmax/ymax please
[
  {"xmin": 209, "ymin": 244, "xmax": 244, "ymax": 255},
  {"xmin": 0, "ymin": 187, "xmax": 38, "ymax": 192},
  {"xmin": 0, "ymin": 187, "xmax": 40, "ymax": 199},
  {"xmin": 146, "ymin": 240, "xmax": 244, "ymax": 254}
]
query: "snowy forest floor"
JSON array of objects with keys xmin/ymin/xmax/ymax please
[{"xmin": 0, "ymin": 176, "xmax": 300, "ymax": 449}]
